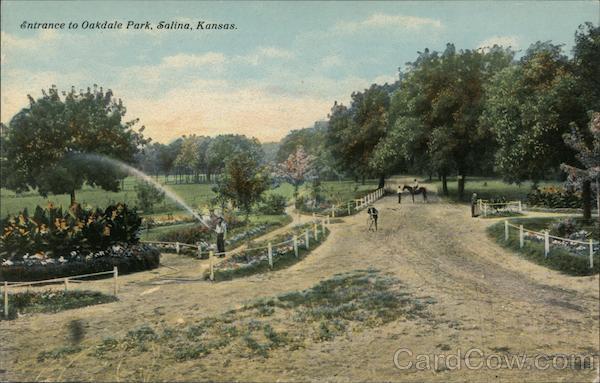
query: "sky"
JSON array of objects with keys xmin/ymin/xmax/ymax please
[{"xmin": 1, "ymin": 1, "xmax": 598, "ymax": 143}]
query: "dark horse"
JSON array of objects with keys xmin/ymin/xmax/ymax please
[{"xmin": 402, "ymin": 185, "xmax": 428, "ymax": 203}]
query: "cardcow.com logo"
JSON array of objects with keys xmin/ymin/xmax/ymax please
[{"xmin": 393, "ymin": 348, "xmax": 598, "ymax": 371}]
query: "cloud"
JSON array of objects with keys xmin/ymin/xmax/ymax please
[
  {"xmin": 321, "ymin": 54, "xmax": 343, "ymax": 68},
  {"xmin": 477, "ymin": 35, "xmax": 520, "ymax": 49},
  {"xmin": 334, "ymin": 13, "xmax": 443, "ymax": 34},
  {"xmin": 236, "ymin": 46, "xmax": 294, "ymax": 65},
  {"xmin": 162, "ymin": 52, "xmax": 226, "ymax": 68}
]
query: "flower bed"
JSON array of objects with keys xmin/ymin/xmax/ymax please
[
  {"xmin": 1, "ymin": 203, "xmax": 160, "ymax": 281},
  {"xmin": 1, "ymin": 244, "xmax": 160, "ymax": 282},
  {"xmin": 153, "ymin": 216, "xmax": 292, "ymax": 258},
  {"xmin": 207, "ymin": 222, "xmax": 330, "ymax": 281}
]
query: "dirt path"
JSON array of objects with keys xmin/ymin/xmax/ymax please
[{"xmin": 1, "ymin": 194, "xmax": 598, "ymax": 382}]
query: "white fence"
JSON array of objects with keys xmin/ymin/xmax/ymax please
[
  {"xmin": 503, "ymin": 220, "xmax": 597, "ymax": 269},
  {"xmin": 2, "ymin": 267, "xmax": 119, "ymax": 318},
  {"xmin": 354, "ymin": 188, "xmax": 385, "ymax": 211},
  {"xmin": 143, "ymin": 214, "xmax": 331, "ymax": 281},
  {"xmin": 479, "ymin": 199, "xmax": 523, "ymax": 217}
]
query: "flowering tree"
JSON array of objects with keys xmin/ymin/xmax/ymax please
[
  {"xmin": 561, "ymin": 112, "xmax": 600, "ymax": 222},
  {"xmin": 277, "ymin": 146, "xmax": 315, "ymax": 200}
]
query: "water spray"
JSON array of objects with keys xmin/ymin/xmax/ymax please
[{"xmin": 73, "ymin": 153, "xmax": 212, "ymax": 229}]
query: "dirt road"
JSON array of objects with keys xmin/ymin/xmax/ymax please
[{"xmin": 1, "ymin": 194, "xmax": 598, "ymax": 382}]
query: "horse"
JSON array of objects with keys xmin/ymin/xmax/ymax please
[{"xmin": 402, "ymin": 185, "xmax": 428, "ymax": 203}]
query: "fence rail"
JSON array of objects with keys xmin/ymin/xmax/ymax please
[
  {"xmin": 2, "ymin": 267, "xmax": 119, "ymax": 318},
  {"xmin": 503, "ymin": 220, "xmax": 597, "ymax": 268},
  {"xmin": 479, "ymin": 199, "xmax": 523, "ymax": 217}
]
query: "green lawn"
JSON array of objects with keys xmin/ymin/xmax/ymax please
[
  {"xmin": 1, "ymin": 178, "xmax": 378, "ymax": 217},
  {"xmin": 420, "ymin": 176, "xmax": 561, "ymax": 202}
]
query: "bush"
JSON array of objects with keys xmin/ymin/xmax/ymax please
[
  {"xmin": 258, "ymin": 194, "xmax": 287, "ymax": 215},
  {"xmin": 1, "ymin": 245, "xmax": 160, "ymax": 282},
  {"xmin": 548, "ymin": 218, "xmax": 579, "ymax": 238},
  {"xmin": 527, "ymin": 187, "xmax": 584, "ymax": 208},
  {"xmin": 0, "ymin": 203, "xmax": 142, "ymax": 259}
]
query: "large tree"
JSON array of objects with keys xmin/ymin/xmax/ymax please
[
  {"xmin": 481, "ymin": 42, "xmax": 588, "ymax": 185},
  {"xmin": 326, "ymin": 83, "xmax": 396, "ymax": 187},
  {"xmin": 205, "ymin": 134, "xmax": 264, "ymax": 180},
  {"xmin": 1, "ymin": 85, "xmax": 147, "ymax": 205}
]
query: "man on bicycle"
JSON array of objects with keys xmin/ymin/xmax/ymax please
[{"xmin": 367, "ymin": 205, "xmax": 379, "ymax": 231}]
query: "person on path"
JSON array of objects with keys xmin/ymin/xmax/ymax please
[
  {"xmin": 367, "ymin": 205, "xmax": 379, "ymax": 231},
  {"xmin": 471, "ymin": 192, "xmax": 478, "ymax": 217},
  {"xmin": 412, "ymin": 178, "xmax": 420, "ymax": 191},
  {"xmin": 215, "ymin": 217, "xmax": 227, "ymax": 256},
  {"xmin": 397, "ymin": 185, "xmax": 402, "ymax": 204}
]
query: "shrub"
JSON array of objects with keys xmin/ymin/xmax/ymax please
[
  {"xmin": 548, "ymin": 218, "xmax": 579, "ymax": 238},
  {"xmin": 0, "ymin": 203, "xmax": 142, "ymax": 259},
  {"xmin": 527, "ymin": 187, "xmax": 584, "ymax": 208},
  {"xmin": 258, "ymin": 194, "xmax": 287, "ymax": 215}
]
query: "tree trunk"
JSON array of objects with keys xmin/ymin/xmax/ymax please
[
  {"xmin": 442, "ymin": 174, "xmax": 449, "ymax": 196},
  {"xmin": 70, "ymin": 189, "xmax": 76, "ymax": 207},
  {"xmin": 378, "ymin": 174, "xmax": 385, "ymax": 189},
  {"xmin": 458, "ymin": 174, "xmax": 466, "ymax": 200},
  {"xmin": 582, "ymin": 179, "xmax": 591, "ymax": 220}
]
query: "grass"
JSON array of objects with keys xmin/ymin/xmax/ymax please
[
  {"xmin": 1, "ymin": 177, "xmax": 374, "ymax": 216},
  {"xmin": 420, "ymin": 176, "xmax": 561, "ymax": 202},
  {"xmin": 487, "ymin": 220, "xmax": 599, "ymax": 276},
  {"xmin": 2, "ymin": 290, "xmax": 118, "ymax": 320},
  {"xmin": 41, "ymin": 269, "xmax": 432, "ymax": 366}
]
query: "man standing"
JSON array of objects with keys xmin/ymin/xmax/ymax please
[
  {"xmin": 367, "ymin": 205, "xmax": 379, "ymax": 231},
  {"xmin": 397, "ymin": 185, "xmax": 402, "ymax": 204},
  {"xmin": 215, "ymin": 217, "xmax": 227, "ymax": 256},
  {"xmin": 471, "ymin": 192, "xmax": 478, "ymax": 217}
]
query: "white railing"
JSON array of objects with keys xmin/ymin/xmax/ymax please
[
  {"xmin": 479, "ymin": 199, "xmax": 523, "ymax": 217},
  {"xmin": 2, "ymin": 267, "xmax": 119, "ymax": 318},
  {"xmin": 353, "ymin": 188, "xmax": 385, "ymax": 211},
  {"xmin": 503, "ymin": 220, "xmax": 597, "ymax": 269}
]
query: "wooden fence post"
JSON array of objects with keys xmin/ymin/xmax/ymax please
[
  {"xmin": 113, "ymin": 266, "xmax": 118, "ymax": 296},
  {"xmin": 196, "ymin": 242, "xmax": 202, "ymax": 259},
  {"xmin": 504, "ymin": 220, "xmax": 509, "ymax": 241},
  {"xmin": 544, "ymin": 231, "xmax": 550, "ymax": 257},
  {"xmin": 176, "ymin": 241, "xmax": 180, "ymax": 255},
  {"xmin": 209, "ymin": 251, "xmax": 214, "ymax": 281},
  {"xmin": 321, "ymin": 219, "xmax": 326, "ymax": 234},
  {"xmin": 314, "ymin": 222, "xmax": 319, "ymax": 241},
  {"xmin": 518, "ymin": 201, "xmax": 522, "ymax": 212},
  {"xmin": 519, "ymin": 225, "xmax": 524, "ymax": 248},
  {"xmin": 268, "ymin": 242, "xmax": 273, "ymax": 269},
  {"xmin": 327, "ymin": 215, "xmax": 331, "ymax": 225},
  {"xmin": 332, "ymin": 205, "xmax": 336, "ymax": 218},
  {"xmin": 590, "ymin": 239, "xmax": 594, "ymax": 269},
  {"xmin": 293, "ymin": 235, "xmax": 298, "ymax": 257},
  {"xmin": 64, "ymin": 278, "xmax": 69, "ymax": 292},
  {"xmin": 305, "ymin": 229, "xmax": 310, "ymax": 249},
  {"xmin": 483, "ymin": 203, "xmax": 487, "ymax": 217},
  {"xmin": 347, "ymin": 201, "xmax": 351, "ymax": 215},
  {"xmin": 4, "ymin": 281, "xmax": 8, "ymax": 318}
]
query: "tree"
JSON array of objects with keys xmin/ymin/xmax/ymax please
[
  {"xmin": 277, "ymin": 146, "xmax": 315, "ymax": 201},
  {"xmin": 1, "ymin": 85, "xmax": 147, "ymax": 205},
  {"xmin": 482, "ymin": 42, "xmax": 589, "ymax": 185},
  {"xmin": 205, "ymin": 134, "xmax": 264, "ymax": 179},
  {"xmin": 213, "ymin": 152, "xmax": 269, "ymax": 222},
  {"xmin": 561, "ymin": 112, "xmax": 600, "ymax": 221},
  {"xmin": 135, "ymin": 180, "xmax": 165, "ymax": 213},
  {"xmin": 326, "ymin": 83, "xmax": 396, "ymax": 187}
]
